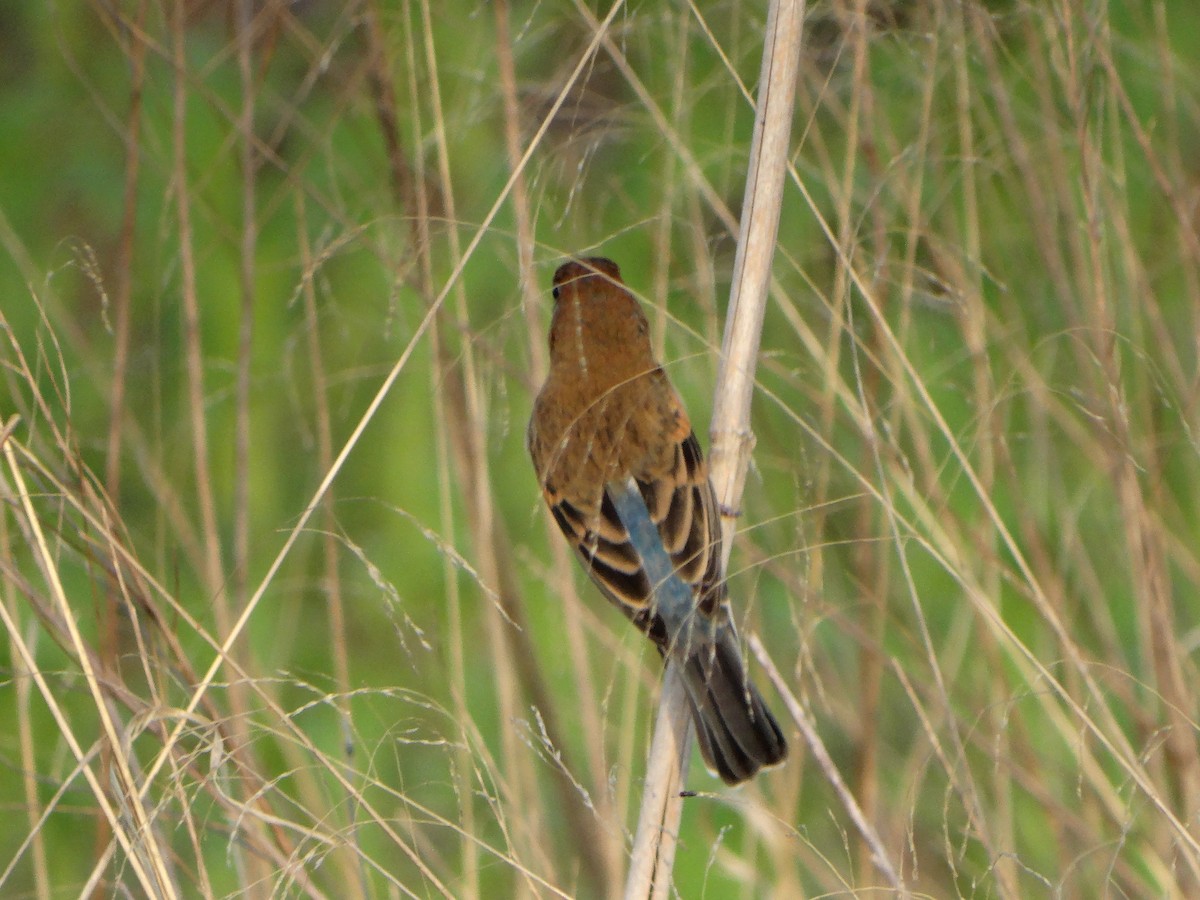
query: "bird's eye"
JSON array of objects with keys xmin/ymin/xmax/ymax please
[{"xmin": 552, "ymin": 287, "xmax": 560, "ymax": 301}]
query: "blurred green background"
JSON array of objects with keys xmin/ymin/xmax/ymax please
[{"xmin": 2, "ymin": 1, "xmax": 1200, "ymax": 897}]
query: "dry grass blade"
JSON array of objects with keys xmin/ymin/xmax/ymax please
[{"xmin": 3, "ymin": 2, "xmax": 1199, "ymax": 897}]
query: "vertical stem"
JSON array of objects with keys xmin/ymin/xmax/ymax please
[
  {"xmin": 233, "ymin": 0, "xmax": 255, "ymax": 624},
  {"xmin": 708, "ymin": 0, "xmax": 805, "ymax": 535},
  {"xmin": 625, "ymin": 1, "xmax": 805, "ymax": 896}
]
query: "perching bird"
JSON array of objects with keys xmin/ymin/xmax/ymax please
[{"xmin": 527, "ymin": 256, "xmax": 787, "ymax": 784}]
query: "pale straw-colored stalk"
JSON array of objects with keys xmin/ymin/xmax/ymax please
[{"xmin": 623, "ymin": 1, "xmax": 805, "ymax": 895}]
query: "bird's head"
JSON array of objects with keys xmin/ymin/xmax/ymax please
[{"xmin": 547, "ymin": 257, "xmax": 654, "ymax": 381}]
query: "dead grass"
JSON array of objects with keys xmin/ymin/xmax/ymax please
[{"xmin": 0, "ymin": 1, "xmax": 1198, "ymax": 897}]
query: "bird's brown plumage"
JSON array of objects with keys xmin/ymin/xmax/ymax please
[{"xmin": 528, "ymin": 256, "xmax": 786, "ymax": 783}]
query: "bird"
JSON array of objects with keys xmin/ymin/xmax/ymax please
[{"xmin": 527, "ymin": 256, "xmax": 787, "ymax": 784}]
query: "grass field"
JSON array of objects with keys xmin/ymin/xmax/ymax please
[{"xmin": 2, "ymin": 1, "xmax": 1199, "ymax": 896}]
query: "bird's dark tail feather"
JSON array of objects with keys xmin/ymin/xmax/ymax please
[{"xmin": 679, "ymin": 625, "xmax": 787, "ymax": 785}]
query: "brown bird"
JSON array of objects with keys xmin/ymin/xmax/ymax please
[{"xmin": 527, "ymin": 256, "xmax": 786, "ymax": 784}]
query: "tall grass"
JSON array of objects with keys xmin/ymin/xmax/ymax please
[{"xmin": 1, "ymin": 1, "xmax": 1198, "ymax": 896}]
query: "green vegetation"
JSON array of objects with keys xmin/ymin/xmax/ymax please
[{"xmin": 1, "ymin": 2, "xmax": 1199, "ymax": 896}]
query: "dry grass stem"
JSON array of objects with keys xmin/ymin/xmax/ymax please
[
  {"xmin": 3, "ymin": 2, "xmax": 1199, "ymax": 896},
  {"xmin": 627, "ymin": 0, "xmax": 805, "ymax": 895}
]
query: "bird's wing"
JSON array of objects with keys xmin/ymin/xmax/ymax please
[{"xmin": 543, "ymin": 430, "xmax": 726, "ymax": 650}]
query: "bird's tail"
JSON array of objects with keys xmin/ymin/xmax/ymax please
[{"xmin": 677, "ymin": 623, "xmax": 787, "ymax": 784}]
